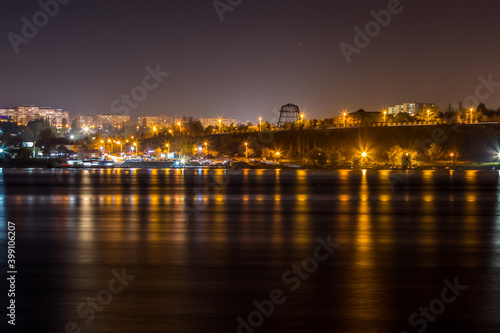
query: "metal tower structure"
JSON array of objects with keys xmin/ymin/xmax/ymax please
[{"xmin": 277, "ymin": 103, "xmax": 300, "ymax": 127}]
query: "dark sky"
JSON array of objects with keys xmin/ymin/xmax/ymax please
[{"xmin": 1, "ymin": 0, "xmax": 500, "ymax": 122}]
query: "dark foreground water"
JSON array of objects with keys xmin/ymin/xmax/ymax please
[{"xmin": 0, "ymin": 168, "xmax": 499, "ymax": 333}]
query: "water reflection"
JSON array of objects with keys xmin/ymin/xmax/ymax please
[{"xmin": 0, "ymin": 169, "xmax": 499, "ymax": 332}]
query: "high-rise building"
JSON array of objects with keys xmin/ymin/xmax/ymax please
[
  {"xmin": 0, "ymin": 105, "xmax": 69, "ymax": 128},
  {"xmin": 137, "ymin": 115, "xmax": 174, "ymax": 128},
  {"xmin": 94, "ymin": 114, "xmax": 130, "ymax": 128},
  {"xmin": 200, "ymin": 117, "xmax": 239, "ymax": 128},
  {"xmin": 388, "ymin": 103, "xmax": 436, "ymax": 116}
]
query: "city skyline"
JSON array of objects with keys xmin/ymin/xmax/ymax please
[{"xmin": 2, "ymin": 1, "xmax": 500, "ymax": 120}]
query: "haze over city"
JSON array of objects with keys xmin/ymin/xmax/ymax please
[{"xmin": 2, "ymin": 0, "xmax": 500, "ymax": 120}]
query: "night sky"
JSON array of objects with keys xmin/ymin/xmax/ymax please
[{"xmin": 1, "ymin": 0, "xmax": 500, "ymax": 121}]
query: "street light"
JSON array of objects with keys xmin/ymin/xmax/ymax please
[
  {"xmin": 165, "ymin": 143, "xmax": 170, "ymax": 155},
  {"xmin": 470, "ymin": 108, "xmax": 474, "ymax": 124},
  {"xmin": 177, "ymin": 122, "xmax": 182, "ymax": 133},
  {"xmin": 259, "ymin": 117, "xmax": 262, "ymax": 131},
  {"xmin": 204, "ymin": 142, "xmax": 208, "ymax": 159},
  {"xmin": 116, "ymin": 141, "xmax": 122, "ymax": 153},
  {"xmin": 343, "ymin": 112, "xmax": 347, "ymax": 127},
  {"xmin": 383, "ymin": 110, "xmax": 387, "ymax": 125},
  {"xmin": 244, "ymin": 142, "xmax": 248, "ymax": 160},
  {"xmin": 218, "ymin": 119, "xmax": 222, "ymax": 133},
  {"xmin": 427, "ymin": 109, "xmax": 430, "ymax": 124}
]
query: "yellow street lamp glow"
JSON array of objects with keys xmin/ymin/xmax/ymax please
[{"xmin": 362, "ymin": 152, "xmax": 367, "ymax": 158}]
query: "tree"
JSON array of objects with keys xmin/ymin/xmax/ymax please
[
  {"xmin": 71, "ymin": 118, "xmax": 81, "ymax": 133},
  {"xmin": 329, "ymin": 151, "xmax": 342, "ymax": 165},
  {"xmin": 395, "ymin": 112, "xmax": 412, "ymax": 123},
  {"xmin": 426, "ymin": 143, "xmax": 441, "ymax": 163},
  {"xmin": 386, "ymin": 145, "xmax": 404, "ymax": 165},
  {"xmin": 307, "ymin": 148, "xmax": 327, "ymax": 167}
]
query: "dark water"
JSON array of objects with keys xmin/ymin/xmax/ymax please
[{"xmin": 0, "ymin": 168, "xmax": 499, "ymax": 333}]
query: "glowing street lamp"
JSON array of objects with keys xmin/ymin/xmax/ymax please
[
  {"xmin": 259, "ymin": 117, "xmax": 262, "ymax": 131},
  {"xmin": 470, "ymin": 107, "xmax": 474, "ymax": 124},
  {"xmin": 343, "ymin": 112, "xmax": 347, "ymax": 127},
  {"xmin": 177, "ymin": 122, "xmax": 182, "ymax": 133},
  {"xmin": 427, "ymin": 109, "xmax": 430, "ymax": 124},
  {"xmin": 165, "ymin": 143, "xmax": 170, "ymax": 155},
  {"xmin": 218, "ymin": 119, "xmax": 222, "ymax": 133},
  {"xmin": 116, "ymin": 141, "xmax": 122, "ymax": 153},
  {"xmin": 204, "ymin": 142, "xmax": 208, "ymax": 159},
  {"xmin": 361, "ymin": 151, "xmax": 368, "ymax": 167},
  {"xmin": 383, "ymin": 110, "xmax": 387, "ymax": 124},
  {"xmin": 244, "ymin": 142, "xmax": 248, "ymax": 160}
]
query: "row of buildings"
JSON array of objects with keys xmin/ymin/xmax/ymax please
[
  {"xmin": 73, "ymin": 114, "xmax": 240, "ymax": 129},
  {"xmin": 0, "ymin": 105, "xmax": 241, "ymax": 130},
  {"xmin": 0, "ymin": 105, "xmax": 69, "ymax": 128}
]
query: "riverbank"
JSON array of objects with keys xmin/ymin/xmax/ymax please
[{"xmin": 2, "ymin": 160, "xmax": 500, "ymax": 170}]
